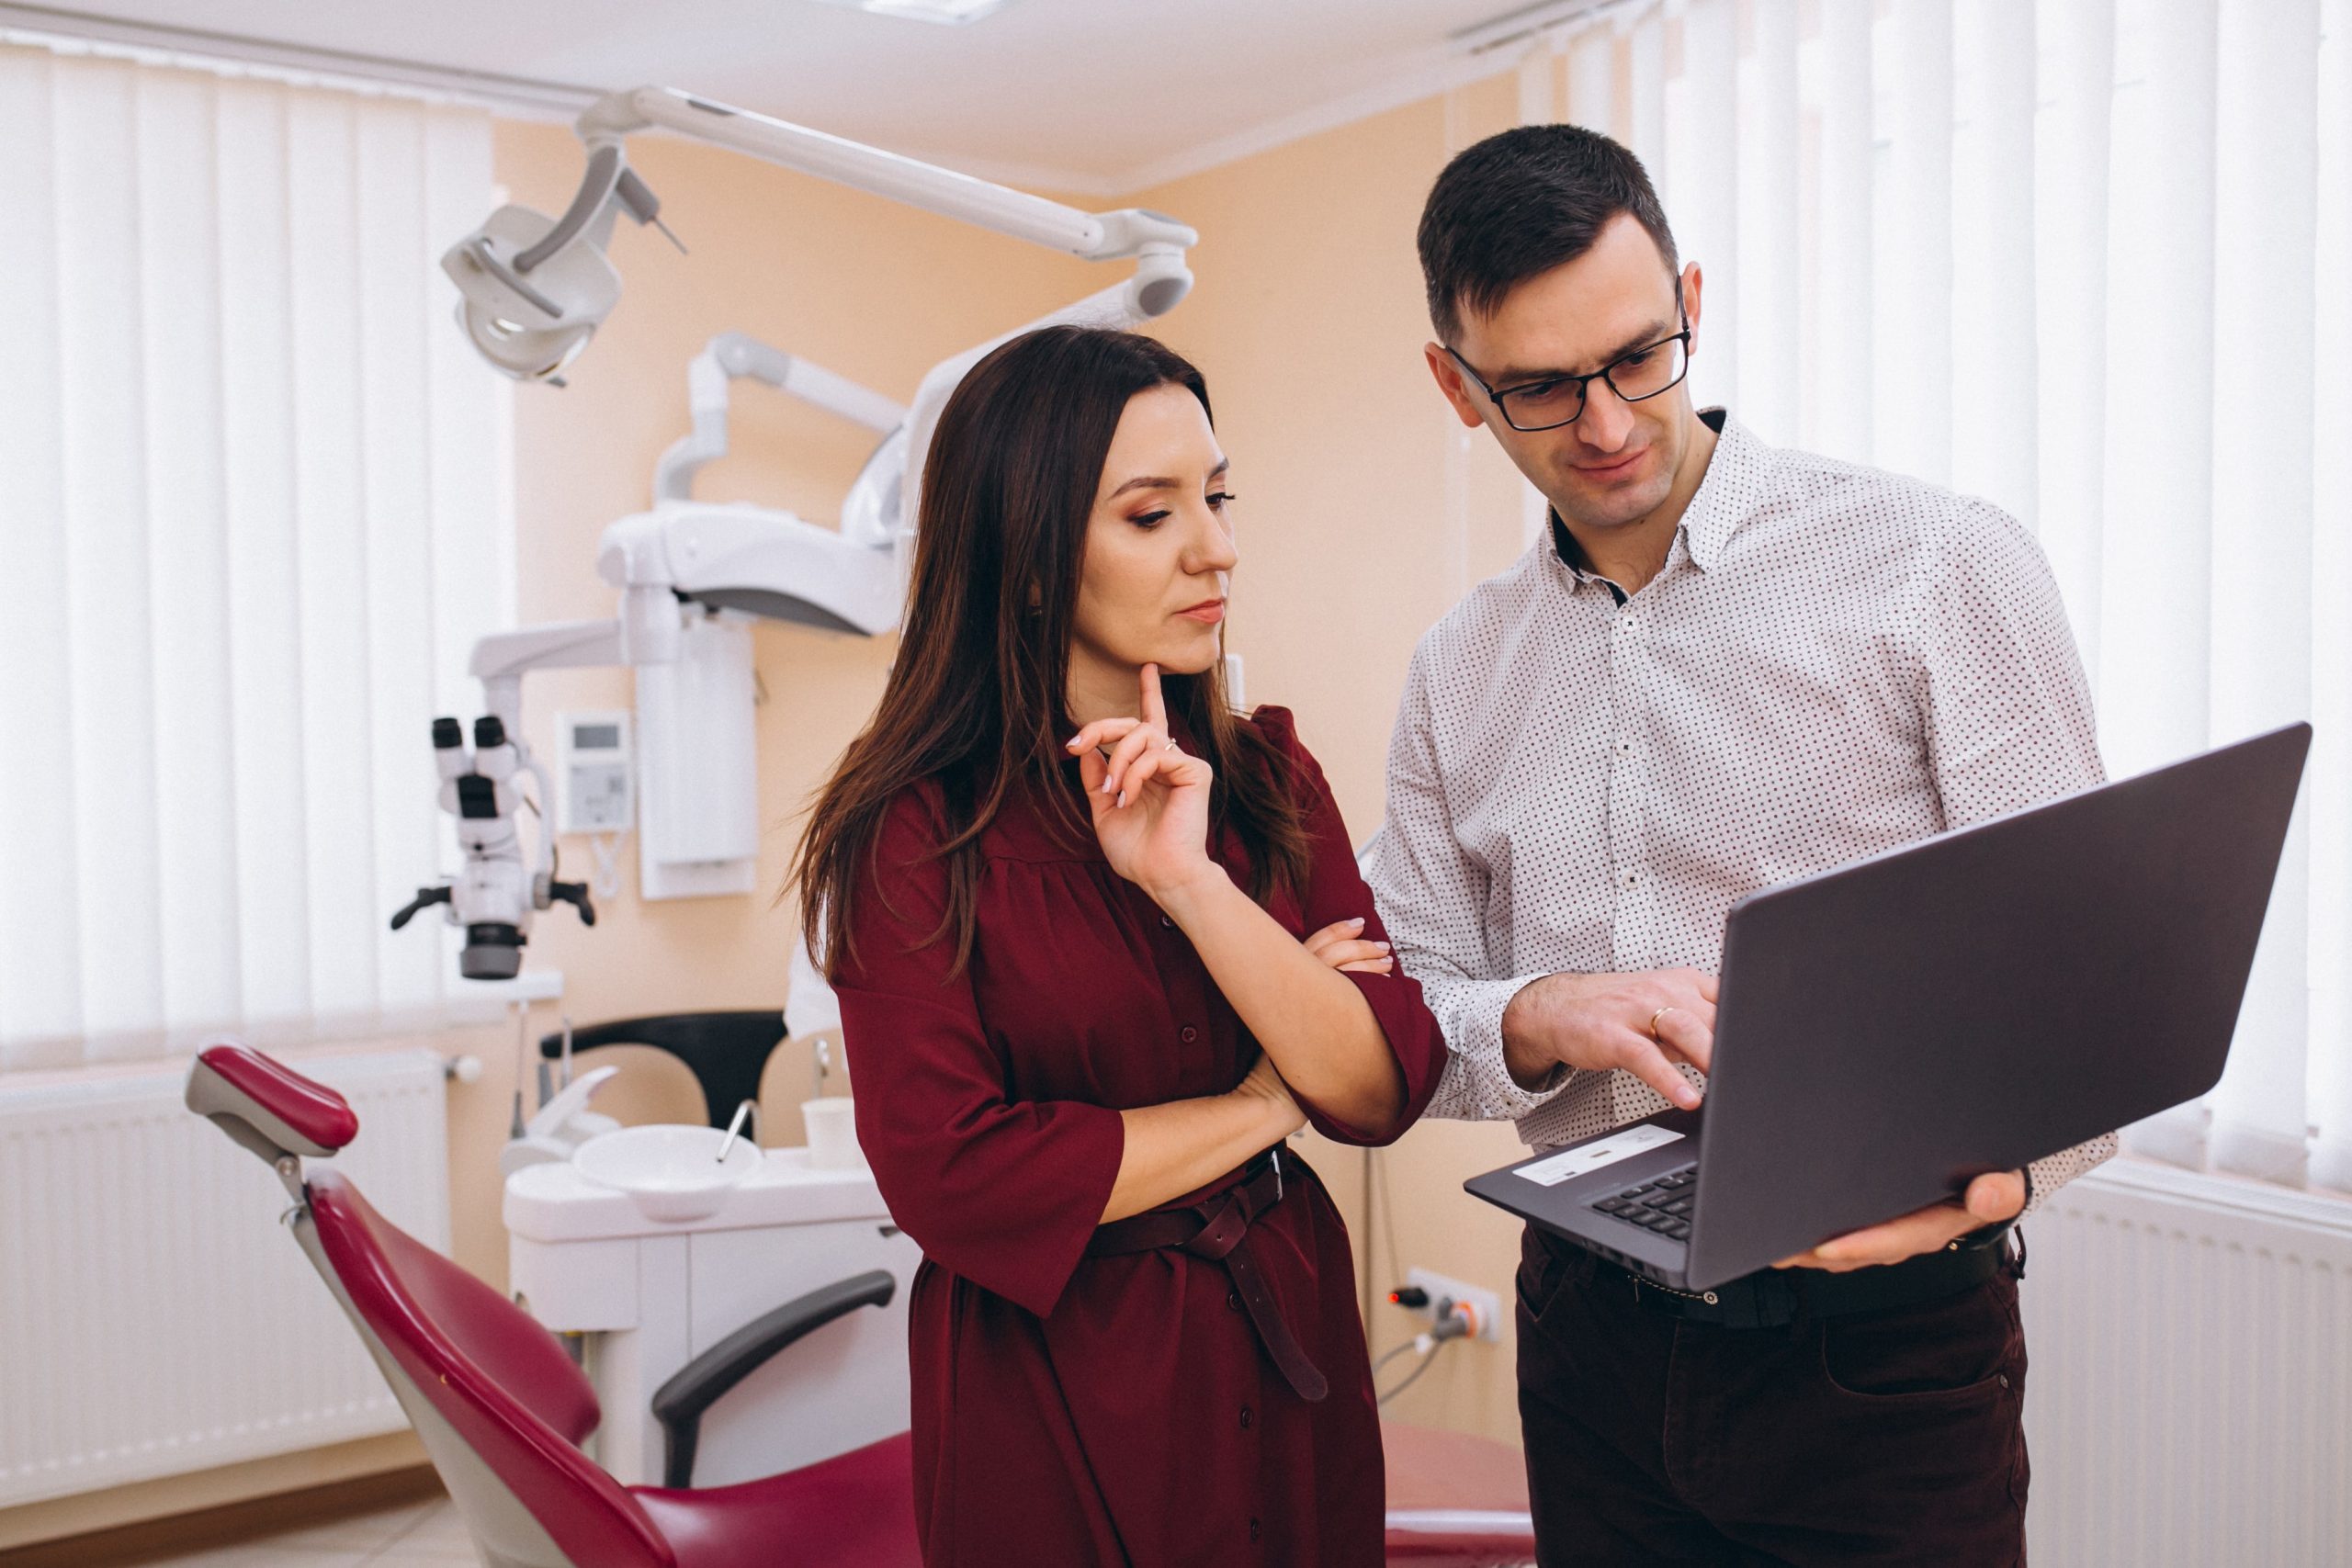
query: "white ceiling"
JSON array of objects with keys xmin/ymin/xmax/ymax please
[{"xmin": 14, "ymin": 0, "xmax": 1550, "ymax": 192}]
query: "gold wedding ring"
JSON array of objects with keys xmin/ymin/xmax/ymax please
[{"xmin": 1647, "ymin": 1006, "xmax": 1679, "ymax": 1042}]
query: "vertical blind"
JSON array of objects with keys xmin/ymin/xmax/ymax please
[
  {"xmin": 0, "ymin": 42, "xmax": 509, "ymax": 1071},
  {"xmin": 1504, "ymin": 0, "xmax": 2352, "ymax": 1190}
]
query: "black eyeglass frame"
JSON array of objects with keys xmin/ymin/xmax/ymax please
[{"xmin": 1444, "ymin": 283, "xmax": 1693, "ymax": 434}]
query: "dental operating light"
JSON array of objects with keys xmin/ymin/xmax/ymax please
[{"xmin": 441, "ymin": 85, "xmax": 1196, "ymax": 385}]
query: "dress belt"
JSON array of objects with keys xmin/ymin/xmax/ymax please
[{"xmin": 1084, "ymin": 1147, "xmax": 1329, "ymax": 1404}]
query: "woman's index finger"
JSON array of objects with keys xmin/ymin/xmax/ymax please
[{"xmin": 1139, "ymin": 661, "xmax": 1167, "ymax": 728}]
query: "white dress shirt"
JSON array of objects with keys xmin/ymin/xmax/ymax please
[{"xmin": 1366, "ymin": 410, "xmax": 2115, "ymax": 1212}]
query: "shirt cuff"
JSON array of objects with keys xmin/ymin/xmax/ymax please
[
  {"xmin": 2023, "ymin": 1131, "xmax": 2119, "ymax": 1219},
  {"xmin": 1427, "ymin": 975, "xmax": 1577, "ymax": 1122}
]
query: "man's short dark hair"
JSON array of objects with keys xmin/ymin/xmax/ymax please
[{"xmin": 1417, "ymin": 124, "xmax": 1679, "ymax": 345}]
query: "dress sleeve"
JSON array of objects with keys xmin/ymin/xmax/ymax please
[
  {"xmin": 831, "ymin": 786, "xmax": 1125, "ymax": 1318},
  {"xmin": 1251, "ymin": 706, "xmax": 1448, "ymax": 1146}
]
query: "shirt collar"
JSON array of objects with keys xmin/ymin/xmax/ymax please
[{"xmin": 1548, "ymin": 406, "xmax": 1752, "ymax": 584}]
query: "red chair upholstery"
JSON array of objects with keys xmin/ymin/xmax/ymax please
[
  {"xmin": 189, "ymin": 1041, "xmax": 360, "ymax": 1158},
  {"xmin": 191, "ymin": 1041, "xmax": 1534, "ymax": 1565},
  {"xmin": 1382, "ymin": 1420, "xmax": 1538, "ymax": 1566},
  {"xmin": 190, "ymin": 1041, "xmax": 920, "ymax": 1568}
]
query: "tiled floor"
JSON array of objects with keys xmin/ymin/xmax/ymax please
[{"xmin": 128, "ymin": 1497, "xmax": 479, "ymax": 1568}]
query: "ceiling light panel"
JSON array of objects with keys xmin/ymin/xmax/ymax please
[{"xmin": 805, "ymin": 0, "xmax": 1015, "ymax": 24}]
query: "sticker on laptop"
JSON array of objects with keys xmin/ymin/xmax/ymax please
[{"xmin": 1514, "ymin": 1123, "xmax": 1686, "ymax": 1187}]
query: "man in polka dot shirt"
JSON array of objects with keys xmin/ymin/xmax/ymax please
[{"xmin": 1367, "ymin": 123, "xmax": 2115, "ymax": 1563}]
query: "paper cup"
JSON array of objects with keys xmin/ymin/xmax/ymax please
[{"xmin": 801, "ymin": 1096, "xmax": 864, "ymax": 1170}]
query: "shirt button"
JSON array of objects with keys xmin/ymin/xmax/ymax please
[
  {"xmin": 1250, "ymin": 1518, "xmax": 1262, "ymax": 1542},
  {"xmin": 1227, "ymin": 1290, "xmax": 1243, "ymax": 1312},
  {"xmin": 1181, "ymin": 1025, "xmax": 1199, "ymax": 1043},
  {"xmin": 1160, "ymin": 914, "xmax": 1173, "ymax": 928},
  {"xmin": 1623, "ymin": 871, "xmax": 1638, "ymax": 887},
  {"xmin": 1238, "ymin": 1405, "xmax": 1253, "ymax": 1428}
]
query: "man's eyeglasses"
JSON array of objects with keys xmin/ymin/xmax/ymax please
[{"xmin": 1445, "ymin": 296, "xmax": 1692, "ymax": 434}]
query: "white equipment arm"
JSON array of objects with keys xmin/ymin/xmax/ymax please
[
  {"xmin": 471, "ymin": 619, "xmax": 628, "ymax": 738},
  {"xmin": 899, "ymin": 277, "xmax": 1178, "ymax": 564},
  {"xmin": 655, "ymin": 333, "xmax": 907, "ymax": 503},
  {"xmin": 580, "ymin": 87, "xmax": 1196, "ymax": 275}
]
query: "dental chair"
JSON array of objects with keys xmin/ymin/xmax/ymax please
[
  {"xmin": 187, "ymin": 1040, "xmax": 919, "ymax": 1568},
  {"xmin": 188, "ymin": 1038, "xmax": 1532, "ymax": 1566}
]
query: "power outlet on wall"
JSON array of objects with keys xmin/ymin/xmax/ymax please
[{"xmin": 1403, "ymin": 1266, "xmax": 1502, "ymax": 1343}]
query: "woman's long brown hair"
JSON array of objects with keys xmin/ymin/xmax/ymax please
[{"xmin": 793, "ymin": 326, "xmax": 1312, "ymax": 977}]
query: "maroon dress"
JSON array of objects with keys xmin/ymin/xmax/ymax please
[{"xmin": 834, "ymin": 707, "xmax": 1445, "ymax": 1566}]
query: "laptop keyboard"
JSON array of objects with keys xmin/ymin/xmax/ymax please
[{"xmin": 1593, "ymin": 1164, "xmax": 1699, "ymax": 1240}]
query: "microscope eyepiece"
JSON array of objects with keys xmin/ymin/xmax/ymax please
[
  {"xmin": 433, "ymin": 716, "xmax": 464, "ymax": 749},
  {"xmin": 473, "ymin": 715, "xmax": 508, "ymax": 750}
]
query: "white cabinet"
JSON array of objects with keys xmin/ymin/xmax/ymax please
[{"xmin": 507, "ymin": 1148, "xmax": 920, "ymax": 1486}]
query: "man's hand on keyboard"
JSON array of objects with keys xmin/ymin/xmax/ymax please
[{"xmin": 1498, "ymin": 968, "xmax": 1718, "ymax": 1109}]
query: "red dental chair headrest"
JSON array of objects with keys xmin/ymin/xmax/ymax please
[{"xmin": 186, "ymin": 1040, "xmax": 361, "ymax": 1162}]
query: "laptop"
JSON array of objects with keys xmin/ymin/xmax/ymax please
[{"xmin": 1464, "ymin": 723, "xmax": 2312, "ymax": 1292}]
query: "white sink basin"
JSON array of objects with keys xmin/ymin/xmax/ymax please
[{"xmin": 572, "ymin": 1123, "xmax": 762, "ymax": 1222}]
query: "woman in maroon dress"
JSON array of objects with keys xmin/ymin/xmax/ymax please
[{"xmin": 793, "ymin": 326, "xmax": 1446, "ymax": 1565}]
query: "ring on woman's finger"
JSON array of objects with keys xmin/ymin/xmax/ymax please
[
  {"xmin": 1164, "ymin": 739, "xmax": 1179, "ymax": 751},
  {"xmin": 1647, "ymin": 1006, "xmax": 1679, "ymax": 1042}
]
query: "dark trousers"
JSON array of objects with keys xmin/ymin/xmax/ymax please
[{"xmin": 1515, "ymin": 1227, "xmax": 2029, "ymax": 1567}]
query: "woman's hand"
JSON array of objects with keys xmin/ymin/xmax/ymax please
[
  {"xmin": 1304, "ymin": 917, "xmax": 1394, "ymax": 976},
  {"xmin": 1102, "ymin": 1051, "xmax": 1306, "ymax": 1223},
  {"xmin": 1232, "ymin": 1050, "xmax": 1306, "ymax": 1143},
  {"xmin": 1067, "ymin": 663, "xmax": 1219, "ymax": 901}
]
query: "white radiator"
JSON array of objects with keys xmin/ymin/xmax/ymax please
[
  {"xmin": 2023, "ymin": 1157, "xmax": 2352, "ymax": 1567},
  {"xmin": 0, "ymin": 1049, "xmax": 448, "ymax": 1508}
]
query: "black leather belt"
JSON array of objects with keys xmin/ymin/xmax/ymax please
[
  {"xmin": 1590, "ymin": 1224, "xmax": 2019, "ymax": 1330},
  {"xmin": 1085, "ymin": 1148, "xmax": 1329, "ymax": 1402}
]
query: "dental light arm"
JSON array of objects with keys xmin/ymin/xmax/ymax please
[
  {"xmin": 580, "ymin": 87, "xmax": 1196, "ymax": 272},
  {"xmin": 443, "ymin": 85, "xmax": 1197, "ymax": 384}
]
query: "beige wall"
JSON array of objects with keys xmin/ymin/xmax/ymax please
[{"xmin": 6, "ymin": 62, "xmax": 1560, "ymax": 1551}]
